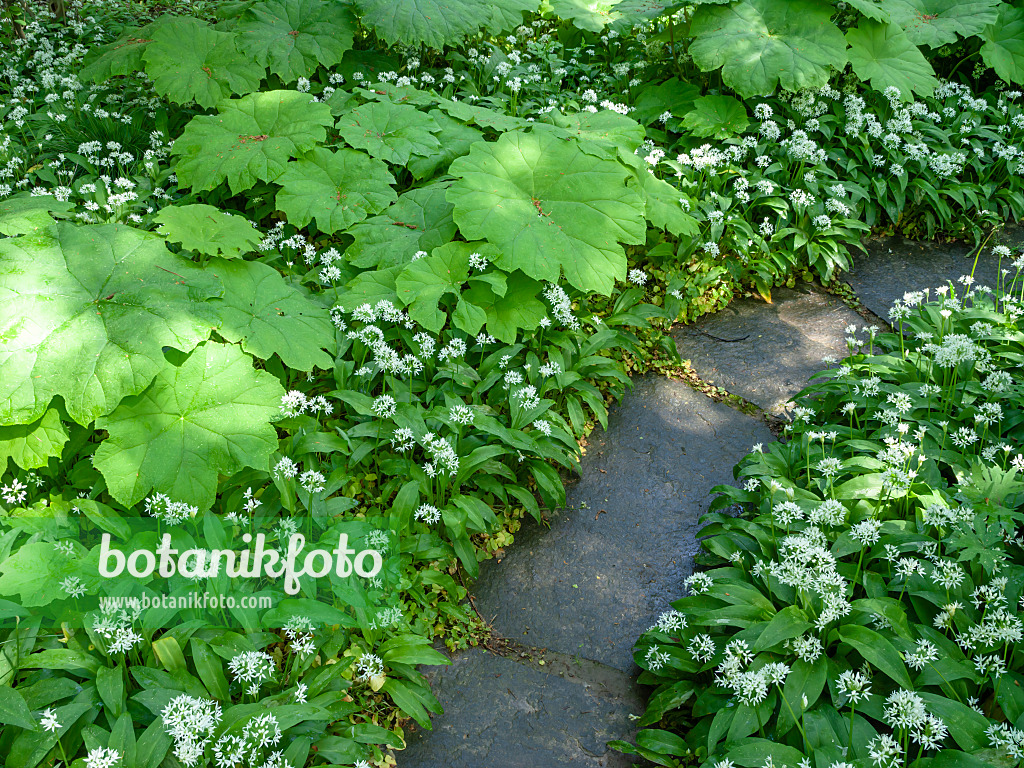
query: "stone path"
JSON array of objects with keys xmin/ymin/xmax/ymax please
[{"xmin": 400, "ymin": 230, "xmax": 1022, "ymax": 766}]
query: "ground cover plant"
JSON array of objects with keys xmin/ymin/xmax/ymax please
[
  {"xmin": 625, "ymin": 266, "xmax": 1024, "ymax": 767},
  {"xmin": 1, "ymin": 0, "xmax": 1024, "ymax": 766}
]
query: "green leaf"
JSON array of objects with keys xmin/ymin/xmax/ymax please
[
  {"xmin": 142, "ymin": 17, "xmax": 263, "ymax": 108},
  {"xmin": 433, "ymin": 96, "xmax": 529, "ymax": 131},
  {"xmin": 681, "ymin": 94, "xmax": 749, "ymax": 138},
  {"xmin": 378, "ymin": 634, "xmax": 450, "ymax": 666},
  {"xmin": 0, "ymin": 408, "xmax": 68, "ymax": 471},
  {"xmin": 844, "ymin": 0, "xmax": 890, "ymax": 21},
  {"xmin": 837, "ymin": 625, "xmax": 912, "ymax": 688},
  {"xmin": 93, "ymin": 342, "xmax": 285, "ymax": 510},
  {"xmin": 463, "ymin": 270, "xmax": 547, "ymax": 343},
  {"xmin": 0, "ymin": 193, "xmax": 72, "ymax": 236},
  {"xmin": 336, "ymin": 102, "xmax": 441, "ymax": 165},
  {"xmin": 237, "ymin": 0, "xmax": 356, "ymax": 82},
  {"xmin": 846, "ymin": 20, "xmax": 938, "ymax": 98},
  {"xmin": 172, "ymin": 90, "xmax": 334, "ymax": 195},
  {"xmin": 752, "ymin": 605, "xmax": 813, "ymax": 652},
  {"xmin": 628, "ymin": 169, "xmax": 699, "ymax": 238},
  {"xmin": 0, "ymin": 222, "xmax": 220, "ymax": 426},
  {"xmin": 395, "ymin": 242, "xmax": 475, "ymax": 332},
  {"xmin": 345, "ymin": 183, "xmax": 457, "ymax": 269},
  {"xmin": 884, "ymin": 0, "xmax": 1001, "ymax": 47},
  {"xmin": 407, "ymin": 110, "xmax": 484, "ymax": 180},
  {"xmin": 688, "ymin": 0, "xmax": 848, "ymax": 97},
  {"xmin": 727, "ymin": 738, "xmax": 807, "ymax": 767},
  {"xmin": 981, "ymin": 5, "xmax": 1024, "ymax": 86},
  {"xmin": 635, "ymin": 728, "xmax": 688, "ymax": 757},
  {"xmin": 209, "ymin": 258, "xmax": 337, "ymax": 371},
  {"xmin": 918, "ymin": 693, "xmax": 990, "ymax": 752},
  {"xmin": 0, "ymin": 542, "xmax": 71, "ymax": 608},
  {"xmin": 631, "ymin": 77, "xmax": 701, "ymax": 125},
  {"xmin": 275, "ymin": 147, "xmax": 397, "ymax": 233},
  {"xmin": 354, "ymin": 0, "xmax": 537, "ymax": 48},
  {"xmin": 0, "ymin": 686, "xmax": 35, "ymax": 730},
  {"xmin": 96, "ymin": 665, "xmax": 125, "ymax": 718},
  {"xmin": 190, "ymin": 638, "xmax": 229, "ymax": 701},
  {"xmin": 336, "ymin": 266, "xmax": 401, "ymax": 310},
  {"xmin": 154, "ymin": 204, "xmax": 260, "ymax": 260},
  {"xmin": 448, "ymin": 130, "xmax": 646, "ymax": 294},
  {"xmin": 79, "ymin": 24, "xmax": 156, "ymax": 82},
  {"xmin": 539, "ymin": 109, "xmax": 647, "ymax": 160},
  {"xmin": 549, "ymin": 0, "xmax": 622, "ymax": 31}
]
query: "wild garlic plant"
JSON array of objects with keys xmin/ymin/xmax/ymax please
[{"xmin": 625, "ymin": 253, "xmax": 1024, "ymax": 767}]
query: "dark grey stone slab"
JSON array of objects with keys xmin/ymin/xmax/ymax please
[
  {"xmin": 471, "ymin": 377, "xmax": 773, "ymax": 672},
  {"xmin": 846, "ymin": 225, "xmax": 1024, "ymax": 319},
  {"xmin": 672, "ymin": 284, "xmax": 863, "ymax": 414},
  {"xmin": 401, "ymin": 647, "xmax": 642, "ymax": 768}
]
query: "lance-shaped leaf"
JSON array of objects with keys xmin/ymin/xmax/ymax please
[
  {"xmin": 884, "ymin": 0, "xmax": 1001, "ymax": 48},
  {"xmin": 345, "ymin": 183, "xmax": 457, "ymax": 269},
  {"xmin": 142, "ymin": 17, "xmax": 263, "ymax": 108},
  {"xmin": 0, "ymin": 223, "xmax": 220, "ymax": 427},
  {"xmin": 847, "ymin": 21, "xmax": 938, "ymax": 99},
  {"xmin": 209, "ymin": 258, "xmax": 337, "ymax": 371},
  {"xmin": 275, "ymin": 147, "xmax": 397, "ymax": 233},
  {"xmin": 447, "ymin": 131, "xmax": 645, "ymax": 294},
  {"xmin": 336, "ymin": 102, "xmax": 442, "ymax": 165},
  {"xmin": 981, "ymin": 5, "xmax": 1024, "ymax": 86},
  {"xmin": 237, "ymin": 0, "xmax": 356, "ymax": 82},
  {"xmin": 0, "ymin": 409, "xmax": 68, "ymax": 471},
  {"xmin": 462, "ymin": 270, "xmax": 546, "ymax": 343},
  {"xmin": 688, "ymin": 0, "xmax": 848, "ymax": 97},
  {"xmin": 79, "ymin": 24, "xmax": 156, "ymax": 82},
  {"xmin": 93, "ymin": 342, "xmax": 285, "ymax": 510},
  {"xmin": 155, "ymin": 204, "xmax": 260, "ymax": 259},
  {"xmin": 354, "ymin": 0, "xmax": 536, "ymax": 48},
  {"xmin": 172, "ymin": 90, "xmax": 333, "ymax": 195}
]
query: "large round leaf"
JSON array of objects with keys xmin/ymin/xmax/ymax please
[
  {"xmin": 681, "ymin": 95, "xmax": 750, "ymax": 138},
  {"xmin": 79, "ymin": 24, "xmax": 155, "ymax": 82},
  {"xmin": 237, "ymin": 0, "xmax": 356, "ymax": 82},
  {"xmin": 0, "ymin": 223, "xmax": 220, "ymax": 427},
  {"xmin": 354, "ymin": 0, "xmax": 537, "ymax": 48},
  {"xmin": 345, "ymin": 183, "xmax": 457, "ymax": 269},
  {"xmin": 0, "ymin": 409, "xmax": 68, "ymax": 471},
  {"xmin": 209, "ymin": 258, "xmax": 337, "ymax": 371},
  {"xmin": 981, "ymin": 5, "xmax": 1024, "ymax": 86},
  {"xmin": 172, "ymin": 90, "xmax": 333, "ymax": 195},
  {"xmin": 275, "ymin": 147, "xmax": 397, "ymax": 233},
  {"xmin": 408, "ymin": 110, "xmax": 484, "ymax": 180},
  {"xmin": 884, "ymin": 0, "xmax": 1001, "ymax": 48},
  {"xmin": 336, "ymin": 102, "xmax": 442, "ymax": 165},
  {"xmin": 462, "ymin": 270, "xmax": 546, "ymax": 343},
  {"xmin": 154, "ymin": 204, "xmax": 260, "ymax": 260},
  {"xmin": 93, "ymin": 342, "xmax": 285, "ymax": 510},
  {"xmin": 688, "ymin": 0, "xmax": 848, "ymax": 97},
  {"xmin": 550, "ymin": 0, "xmax": 622, "ymax": 31},
  {"xmin": 142, "ymin": 17, "xmax": 263, "ymax": 108},
  {"xmin": 846, "ymin": 21, "xmax": 938, "ymax": 99},
  {"xmin": 447, "ymin": 131, "xmax": 646, "ymax": 294}
]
